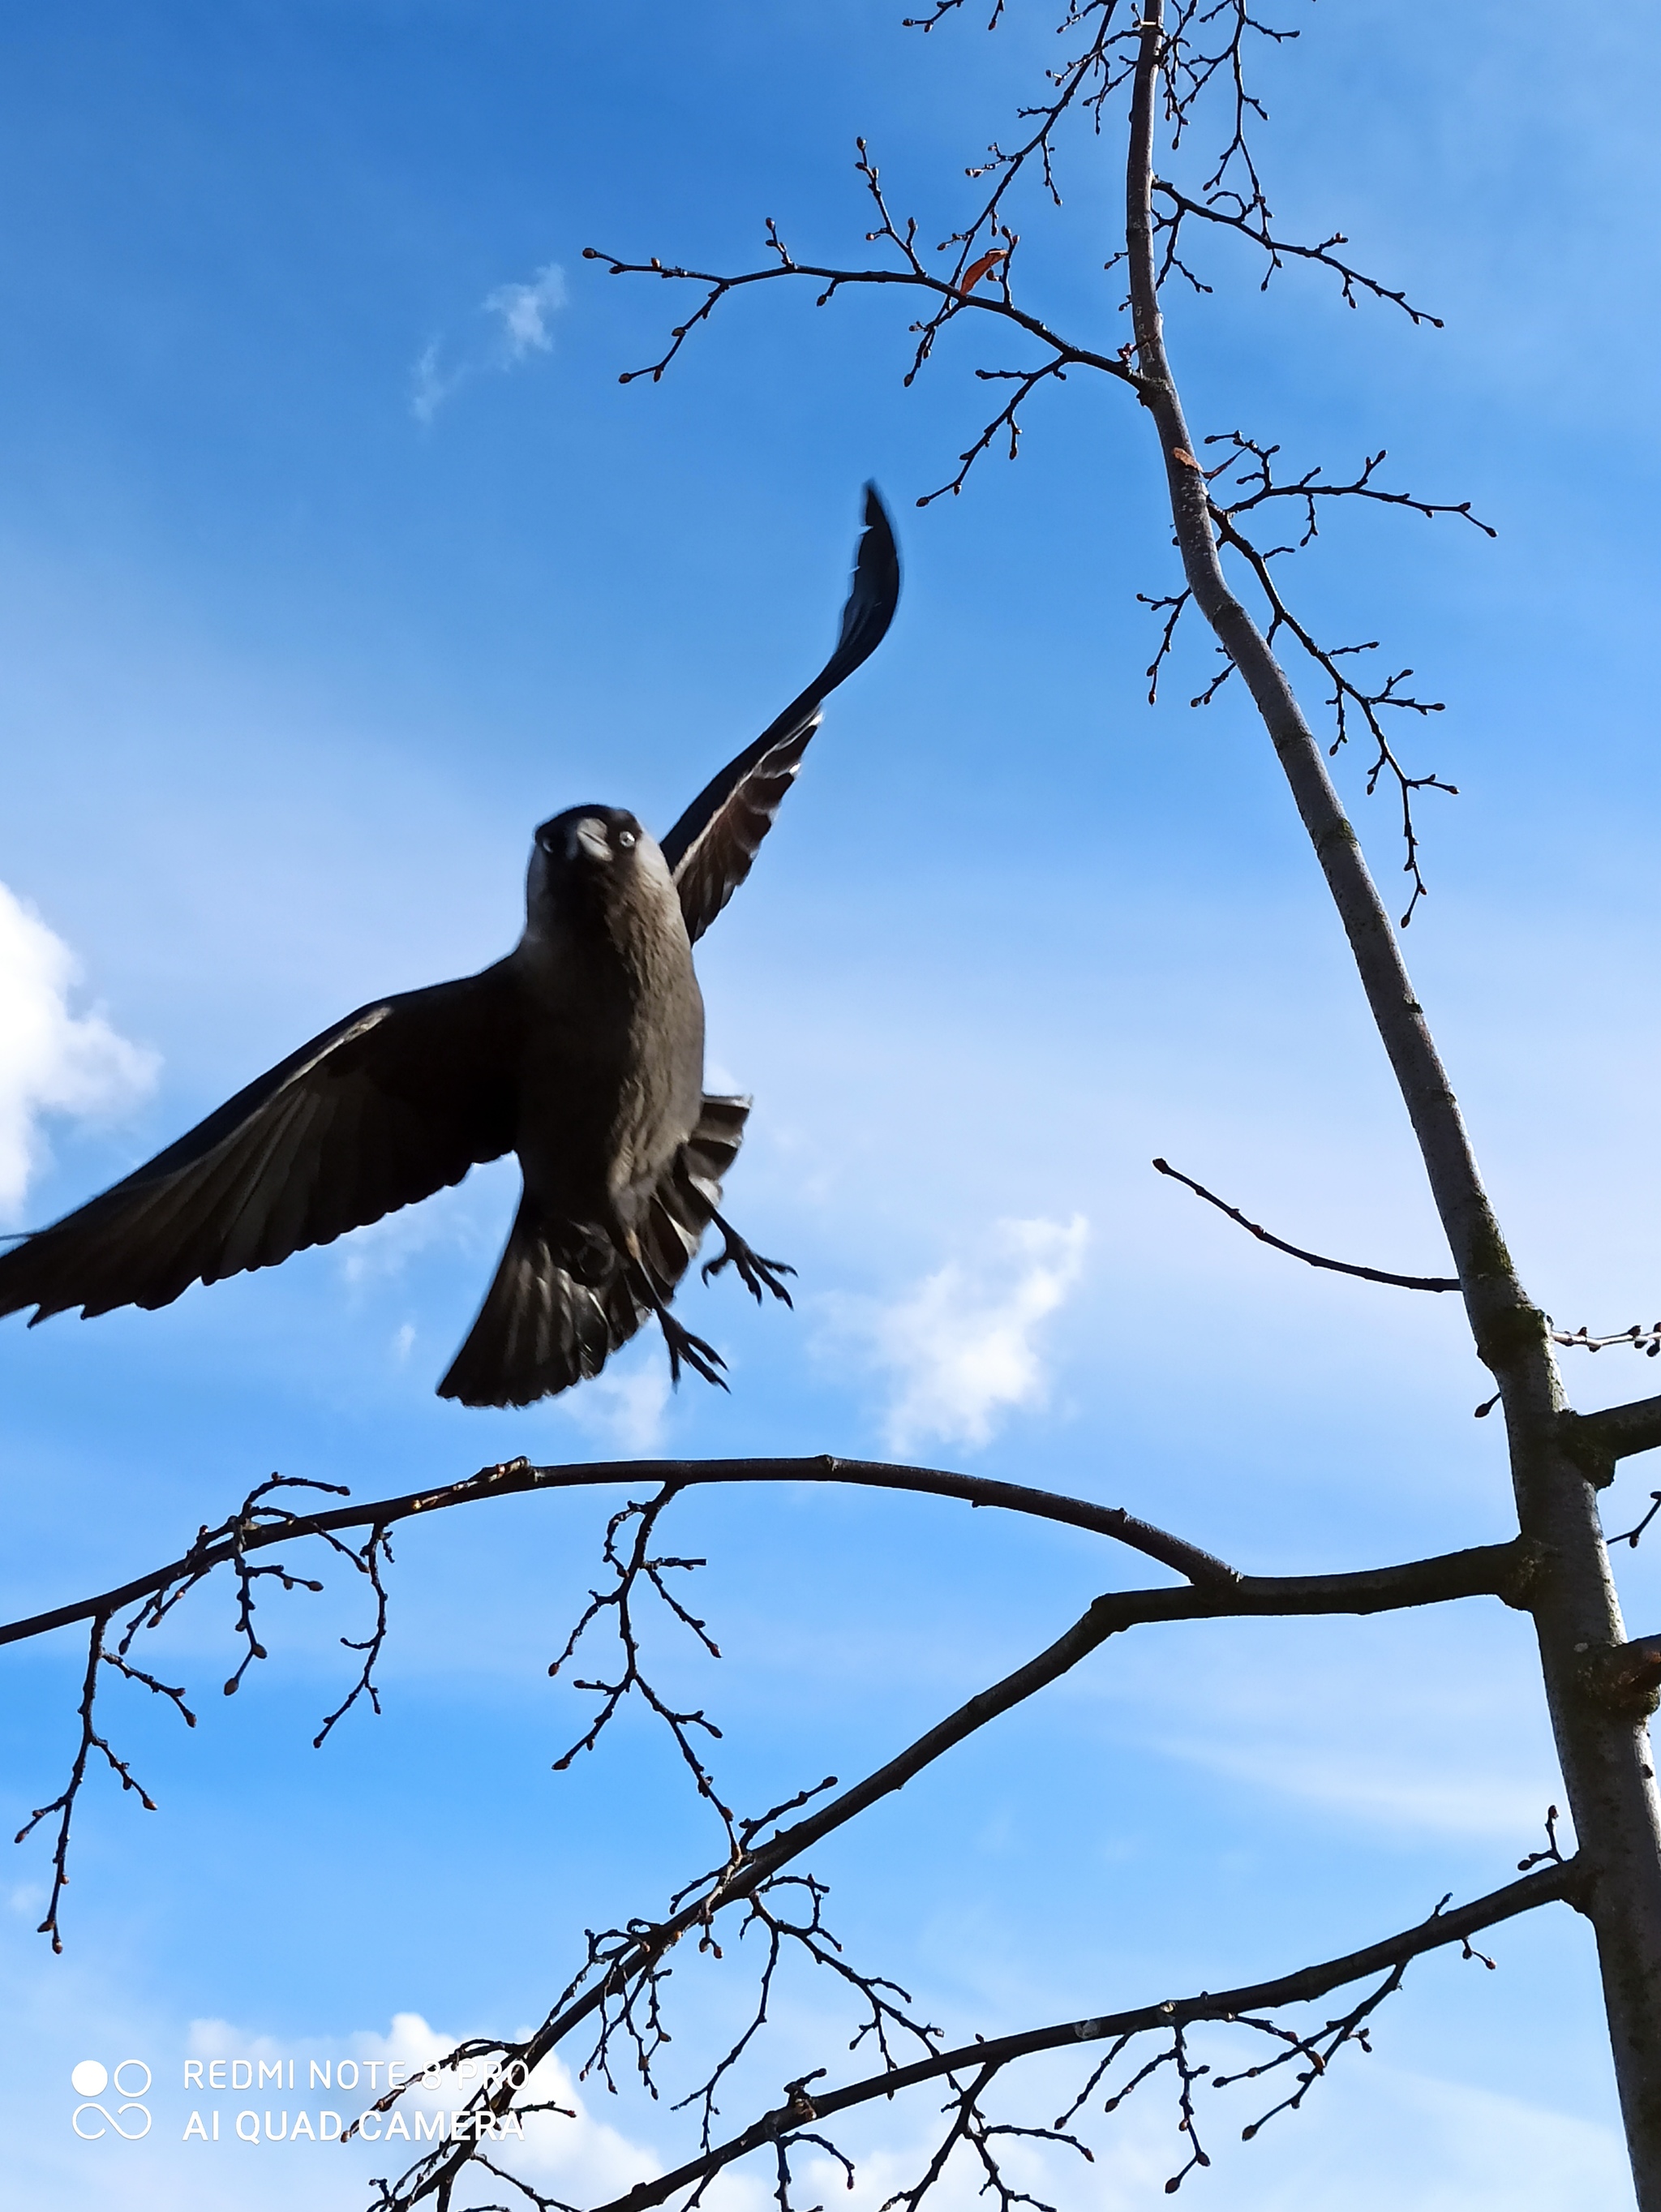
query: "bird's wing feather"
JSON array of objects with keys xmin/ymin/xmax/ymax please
[
  {"xmin": 0, "ymin": 964, "xmax": 524, "ymax": 1323},
  {"xmin": 661, "ymin": 483, "xmax": 900, "ymax": 943}
]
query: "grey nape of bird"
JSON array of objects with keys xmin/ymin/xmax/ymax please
[{"xmin": 0, "ymin": 487, "xmax": 901, "ymax": 1409}]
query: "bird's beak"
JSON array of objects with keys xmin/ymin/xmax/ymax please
[{"xmin": 569, "ymin": 817, "xmax": 612, "ymax": 865}]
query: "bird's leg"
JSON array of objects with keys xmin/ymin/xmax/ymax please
[
  {"xmin": 656, "ymin": 1307, "xmax": 730, "ymax": 1392},
  {"xmin": 630, "ymin": 1262, "xmax": 730, "ymax": 1393},
  {"xmin": 700, "ymin": 1210, "xmax": 796, "ymax": 1307}
]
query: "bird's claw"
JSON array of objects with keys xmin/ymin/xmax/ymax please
[
  {"xmin": 702, "ymin": 1212, "xmax": 796, "ymax": 1308},
  {"xmin": 656, "ymin": 1308, "xmax": 730, "ymax": 1392}
]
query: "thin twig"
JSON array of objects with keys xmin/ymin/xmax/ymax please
[
  {"xmin": 1610, "ymin": 1497, "xmax": 1661, "ymax": 1552},
  {"xmin": 1552, "ymin": 1321, "xmax": 1661, "ymax": 1360},
  {"xmin": 549, "ymin": 1486, "xmax": 738, "ymax": 1840},
  {"xmin": 1151, "ymin": 181, "xmax": 1442, "ymax": 324},
  {"xmin": 1152, "ymin": 1158, "xmax": 1460, "ymax": 1291},
  {"xmin": 576, "ymin": 1861, "xmax": 1582, "ymax": 2212},
  {"xmin": 14, "ymin": 1613, "xmax": 159, "ymax": 1952}
]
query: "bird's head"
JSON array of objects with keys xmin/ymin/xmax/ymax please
[{"xmin": 525, "ymin": 805, "xmax": 670, "ymax": 935}]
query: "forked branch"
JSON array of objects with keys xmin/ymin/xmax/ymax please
[
  {"xmin": 594, "ymin": 3, "xmax": 1485, "ymax": 904},
  {"xmin": 576, "ymin": 1859, "xmax": 1582, "ymax": 2212},
  {"xmin": 12, "ymin": 1611, "xmax": 165, "ymax": 1953},
  {"xmin": 363, "ymin": 1531, "xmax": 1522, "ymax": 2204}
]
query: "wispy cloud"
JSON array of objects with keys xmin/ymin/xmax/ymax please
[
  {"xmin": 411, "ymin": 260, "xmax": 568, "ymax": 423},
  {"xmin": 337, "ymin": 1198, "xmax": 451, "ymax": 1286},
  {"xmin": 826, "ymin": 1215, "xmax": 1089, "ymax": 1453},
  {"xmin": 485, "ymin": 263, "xmax": 568, "ymax": 361},
  {"xmin": 1088, "ymin": 1616, "xmax": 1563, "ymax": 1842},
  {"xmin": 0, "ymin": 881, "xmax": 156, "ymax": 1221},
  {"xmin": 410, "ymin": 338, "xmax": 463, "ymax": 427},
  {"xmin": 559, "ymin": 1349, "xmax": 672, "ymax": 1454},
  {"xmin": 1160, "ymin": 1734, "xmax": 1554, "ymax": 1840}
]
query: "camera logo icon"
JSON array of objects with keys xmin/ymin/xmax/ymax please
[{"xmin": 71, "ymin": 2059, "xmax": 152, "ymax": 2139}]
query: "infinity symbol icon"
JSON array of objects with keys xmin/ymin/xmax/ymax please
[{"xmin": 72, "ymin": 2102, "xmax": 152, "ymax": 2140}]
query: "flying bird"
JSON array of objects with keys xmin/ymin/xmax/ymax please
[{"xmin": 0, "ymin": 487, "xmax": 900, "ymax": 1407}]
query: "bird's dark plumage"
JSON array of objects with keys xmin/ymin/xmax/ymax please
[
  {"xmin": 663, "ymin": 483, "xmax": 902, "ymax": 943},
  {"xmin": 0, "ymin": 488, "xmax": 899, "ymax": 1407}
]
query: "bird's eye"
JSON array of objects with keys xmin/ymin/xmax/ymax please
[{"xmin": 617, "ymin": 830, "xmax": 636, "ymax": 849}]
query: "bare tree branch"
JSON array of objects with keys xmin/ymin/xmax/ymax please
[
  {"xmin": 1202, "ymin": 432, "xmax": 1493, "ymax": 543},
  {"xmin": 1610, "ymin": 1496, "xmax": 1661, "ymax": 1552},
  {"xmin": 1150, "ymin": 180, "xmax": 1443, "ymax": 323},
  {"xmin": 1554, "ymin": 1322, "xmax": 1661, "ymax": 1361},
  {"xmin": 310, "ymin": 1521, "xmax": 393, "ymax": 1749},
  {"xmin": 1152, "ymin": 1156, "xmax": 1461, "ymax": 1291},
  {"xmin": 0, "ymin": 1454, "xmax": 1248, "ymax": 1654},
  {"xmin": 594, "ymin": 22, "xmax": 1480, "ymax": 906},
  {"xmin": 547, "ymin": 1485, "xmax": 740, "ymax": 1840},
  {"xmin": 582, "ymin": 1860, "xmax": 1583, "ymax": 2212},
  {"xmin": 12, "ymin": 1612, "xmax": 168, "ymax": 1952},
  {"xmin": 8, "ymin": 1428, "xmax": 1521, "ymax": 1969},
  {"xmin": 1203, "ymin": 506, "xmax": 1457, "ymax": 927},
  {"xmin": 360, "ymin": 1533, "xmax": 1522, "ymax": 2204},
  {"xmin": 1563, "ymin": 1399, "xmax": 1661, "ymax": 1468},
  {"xmin": 581, "ymin": 237, "xmax": 1141, "ymax": 406}
]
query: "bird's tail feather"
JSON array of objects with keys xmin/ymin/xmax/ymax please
[
  {"xmin": 437, "ymin": 1198, "xmax": 641, "ymax": 1409},
  {"xmin": 436, "ymin": 1095, "xmax": 751, "ymax": 1410}
]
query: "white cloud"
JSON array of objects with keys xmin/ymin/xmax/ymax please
[
  {"xmin": 337, "ymin": 1200, "xmax": 449, "ymax": 1286},
  {"xmin": 1161, "ymin": 1735, "xmax": 1554, "ymax": 1840},
  {"xmin": 411, "ymin": 260, "xmax": 568, "ymax": 423},
  {"xmin": 182, "ymin": 2010, "xmax": 660, "ymax": 2203},
  {"xmin": 1084, "ymin": 1614, "xmax": 1564, "ymax": 1844},
  {"xmin": 0, "ymin": 880, "xmax": 156, "ymax": 1222},
  {"xmin": 335, "ymin": 1169, "xmax": 510, "ymax": 1288},
  {"xmin": 409, "ymin": 338, "xmax": 464, "ymax": 426},
  {"xmin": 560, "ymin": 1347, "xmax": 673, "ymax": 1454},
  {"xmin": 485, "ymin": 261, "xmax": 568, "ymax": 361},
  {"xmin": 826, "ymin": 1214, "xmax": 1089, "ymax": 1453}
]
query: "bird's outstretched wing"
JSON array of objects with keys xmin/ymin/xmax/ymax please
[
  {"xmin": 0, "ymin": 965, "xmax": 523, "ymax": 1325},
  {"xmin": 661, "ymin": 483, "xmax": 900, "ymax": 943}
]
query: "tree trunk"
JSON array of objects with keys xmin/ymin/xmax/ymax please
[{"xmin": 1126, "ymin": 6, "xmax": 1661, "ymax": 2197}]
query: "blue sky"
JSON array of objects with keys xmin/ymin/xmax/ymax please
[{"xmin": 1, "ymin": 2, "xmax": 1658, "ymax": 2206}]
